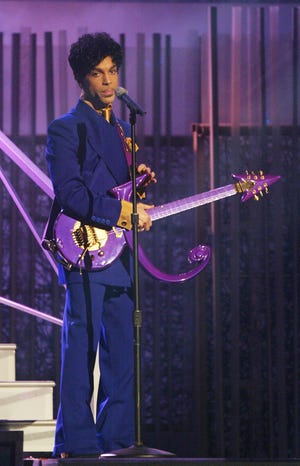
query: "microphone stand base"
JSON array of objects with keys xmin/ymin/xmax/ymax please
[{"xmin": 100, "ymin": 444, "xmax": 176, "ymax": 458}]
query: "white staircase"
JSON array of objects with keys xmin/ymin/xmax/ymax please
[{"xmin": 0, "ymin": 343, "xmax": 56, "ymax": 454}]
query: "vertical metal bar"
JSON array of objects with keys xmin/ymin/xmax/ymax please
[
  {"xmin": 28, "ymin": 30, "xmax": 38, "ymax": 382},
  {"xmin": 11, "ymin": 34, "xmax": 20, "ymax": 137},
  {"xmin": 164, "ymin": 33, "xmax": 173, "ymax": 433},
  {"xmin": 246, "ymin": 5, "xmax": 263, "ymax": 171},
  {"xmin": 45, "ymin": 32, "xmax": 55, "ymax": 125},
  {"xmin": 19, "ymin": 28, "xmax": 32, "ymax": 136},
  {"xmin": 152, "ymin": 32, "xmax": 162, "ymax": 440},
  {"xmin": 193, "ymin": 123, "xmax": 209, "ymax": 456},
  {"xmin": 245, "ymin": 7, "xmax": 266, "ymax": 458},
  {"xmin": 18, "ymin": 27, "xmax": 36, "ymax": 380},
  {"xmin": 258, "ymin": 8, "xmax": 274, "ymax": 457},
  {"xmin": 165, "ymin": 35, "xmax": 171, "ymax": 147},
  {"xmin": 153, "ymin": 33, "xmax": 161, "ymax": 159},
  {"xmin": 260, "ymin": 8, "xmax": 267, "ymax": 127},
  {"xmin": 208, "ymin": 6, "xmax": 224, "ymax": 456},
  {"xmin": 292, "ymin": 8, "xmax": 299, "ymax": 128},
  {"xmin": 134, "ymin": 31, "xmax": 152, "ymax": 440},
  {"xmin": 292, "ymin": 6, "xmax": 299, "ymax": 457},
  {"xmin": 247, "ymin": 8, "xmax": 260, "ymax": 127},
  {"xmin": 229, "ymin": 6, "xmax": 242, "ymax": 456},
  {"xmin": 10, "ymin": 33, "xmax": 21, "ymax": 343},
  {"xmin": 197, "ymin": 35, "xmax": 202, "ymax": 124},
  {"xmin": 192, "ymin": 34, "xmax": 209, "ymax": 454},
  {"xmin": 58, "ymin": 30, "xmax": 68, "ymax": 115},
  {"xmin": 230, "ymin": 7, "xmax": 242, "ymax": 130},
  {"xmin": 30, "ymin": 33, "xmax": 37, "ymax": 136},
  {"xmin": 119, "ymin": 33, "xmax": 126, "ymax": 122},
  {"xmin": 269, "ymin": 7, "xmax": 286, "ymax": 457},
  {"xmin": 136, "ymin": 33, "xmax": 146, "ymax": 146},
  {"xmin": 30, "ymin": 32, "xmax": 38, "ymax": 380}
]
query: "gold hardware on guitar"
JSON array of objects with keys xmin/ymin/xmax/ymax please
[
  {"xmin": 72, "ymin": 222, "xmax": 108, "ymax": 251},
  {"xmin": 112, "ymin": 227, "xmax": 123, "ymax": 238}
]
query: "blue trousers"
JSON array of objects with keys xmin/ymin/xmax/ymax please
[{"xmin": 53, "ymin": 275, "xmax": 135, "ymax": 457}]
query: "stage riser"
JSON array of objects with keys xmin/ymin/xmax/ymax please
[
  {"xmin": 1, "ymin": 420, "xmax": 56, "ymax": 452},
  {"xmin": 0, "ymin": 382, "xmax": 55, "ymax": 420},
  {"xmin": 0, "ymin": 343, "xmax": 55, "ymax": 454},
  {"xmin": 0, "ymin": 343, "xmax": 16, "ymax": 381}
]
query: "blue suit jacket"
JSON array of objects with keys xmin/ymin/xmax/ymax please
[{"xmin": 46, "ymin": 99, "xmax": 133, "ymax": 286}]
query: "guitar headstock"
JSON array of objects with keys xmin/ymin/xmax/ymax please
[{"xmin": 232, "ymin": 171, "xmax": 281, "ymax": 202}]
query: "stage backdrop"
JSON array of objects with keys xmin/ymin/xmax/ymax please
[{"xmin": 0, "ymin": 2, "xmax": 299, "ymax": 460}]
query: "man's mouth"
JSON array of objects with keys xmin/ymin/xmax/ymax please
[{"xmin": 101, "ymin": 90, "xmax": 114, "ymax": 98}]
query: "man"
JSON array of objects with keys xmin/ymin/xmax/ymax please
[{"xmin": 45, "ymin": 32, "xmax": 156, "ymax": 458}]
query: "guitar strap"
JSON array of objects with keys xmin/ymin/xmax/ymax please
[
  {"xmin": 115, "ymin": 121, "xmax": 133, "ymax": 171},
  {"xmin": 116, "ymin": 121, "xmax": 146, "ymax": 199},
  {"xmin": 41, "ymin": 197, "xmax": 61, "ymax": 252}
]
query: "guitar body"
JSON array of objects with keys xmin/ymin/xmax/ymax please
[
  {"xmin": 53, "ymin": 214, "xmax": 126, "ymax": 270},
  {"xmin": 53, "ymin": 174, "xmax": 150, "ymax": 271}
]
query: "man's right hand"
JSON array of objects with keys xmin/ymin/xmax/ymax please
[{"xmin": 137, "ymin": 203, "xmax": 154, "ymax": 231}]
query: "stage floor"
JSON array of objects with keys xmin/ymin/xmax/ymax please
[{"xmin": 23, "ymin": 456, "xmax": 300, "ymax": 466}]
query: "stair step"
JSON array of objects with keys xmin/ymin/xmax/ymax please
[
  {"xmin": 0, "ymin": 343, "xmax": 17, "ymax": 381},
  {"xmin": 0, "ymin": 381, "xmax": 55, "ymax": 420},
  {"xmin": 0, "ymin": 419, "xmax": 55, "ymax": 454}
]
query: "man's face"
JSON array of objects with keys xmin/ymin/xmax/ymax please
[{"xmin": 82, "ymin": 56, "xmax": 119, "ymax": 106}]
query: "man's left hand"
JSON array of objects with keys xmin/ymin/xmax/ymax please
[{"xmin": 137, "ymin": 164, "xmax": 157, "ymax": 186}]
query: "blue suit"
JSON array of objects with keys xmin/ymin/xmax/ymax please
[{"xmin": 46, "ymin": 99, "xmax": 135, "ymax": 456}]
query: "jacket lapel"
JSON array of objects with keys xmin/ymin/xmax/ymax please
[{"xmin": 72, "ymin": 99, "xmax": 129, "ymax": 185}]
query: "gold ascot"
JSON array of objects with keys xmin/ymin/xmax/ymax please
[
  {"xmin": 97, "ymin": 104, "xmax": 112, "ymax": 123},
  {"xmin": 82, "ymin": 98, "xmax": 112, "ymax": 123}
]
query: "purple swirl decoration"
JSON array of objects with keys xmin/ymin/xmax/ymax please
[{"xmin": 125, "ymin": 231, "xmax": 211, "ymax": 283}]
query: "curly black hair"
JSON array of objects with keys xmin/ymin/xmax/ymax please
[{"xmin": 68, "ymin": 33, "xmax": 123, "ymax": 85}]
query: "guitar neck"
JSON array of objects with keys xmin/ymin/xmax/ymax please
[{"xmin": 149, "ymin": 183, "xmax": 237, "ymax": 221}]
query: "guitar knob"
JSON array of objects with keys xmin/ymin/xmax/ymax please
[{"xmin": 98, "ymin": 250, "xmax": 104, "ymax": 257}]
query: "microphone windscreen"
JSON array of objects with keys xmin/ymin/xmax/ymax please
[{"xmin": 115, "ymin": 86, "xmax": 128, "ymax": 97}]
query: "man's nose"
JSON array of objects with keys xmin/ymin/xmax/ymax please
[{"xmin": 102, "ymin": 72, "xmax": 111, "ymax": 84}]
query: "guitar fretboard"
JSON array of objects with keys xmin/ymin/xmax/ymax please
[{"xmin": 149, "ymin": 183, "xmax": 237, "ymax": 221}]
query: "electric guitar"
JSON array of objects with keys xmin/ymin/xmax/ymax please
[{"xmin": 51, "ymin": 171, "xmax": 280, "ymax": 271}]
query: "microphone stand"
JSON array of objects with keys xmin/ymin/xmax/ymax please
[{"xmin": 102, "ymin": 108, "xmax": 175, "ymax": 458}]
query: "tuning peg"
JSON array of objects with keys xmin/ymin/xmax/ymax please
[
  {"xmin": 254, "ymin": 194, "xmax": 259, "ymax": 201},
  {"xmin": 265, "ymin": 187, "xmax": 269, "ymax": 194},
  {"xmin": 260, "ymin": 191, "xmax": 264, "ymax": 197},
  {"xmin": 259, "ymin": 170, "xmax": 264, "ymax": 177}
]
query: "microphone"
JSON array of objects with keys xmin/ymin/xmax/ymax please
[{"xmin": 115, "ymin": 87, "xmax": 146, "ymax": 115}]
